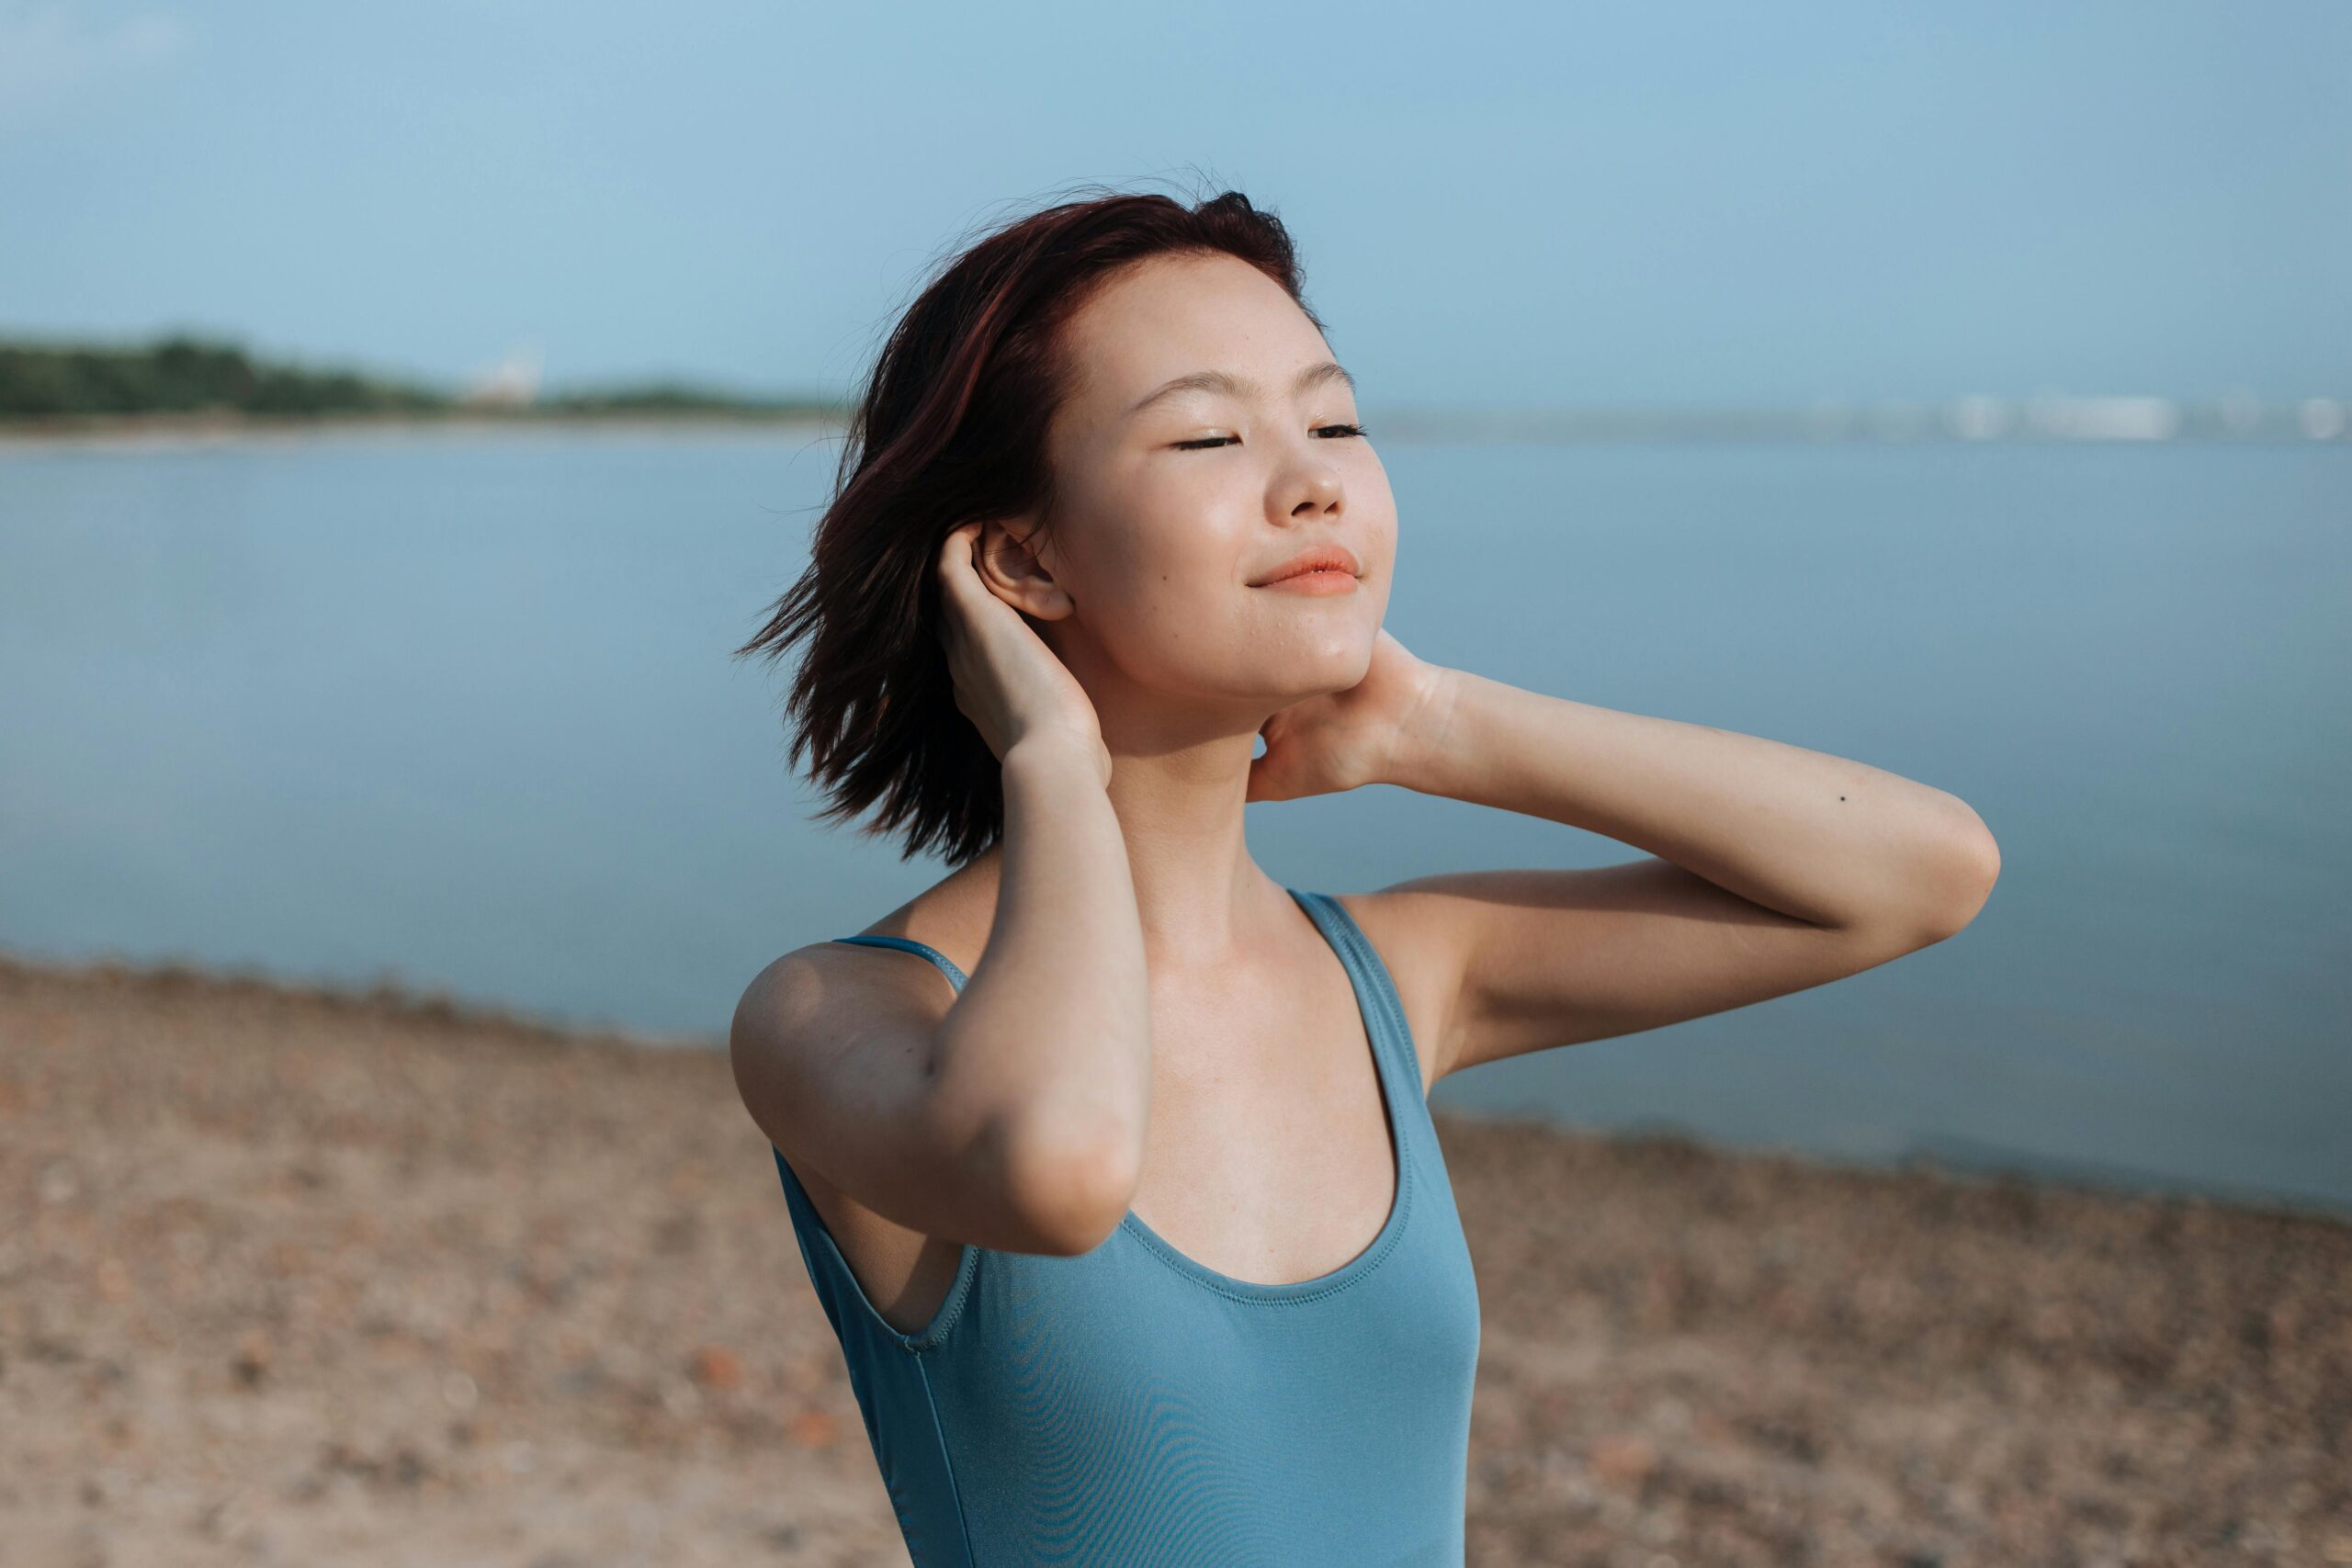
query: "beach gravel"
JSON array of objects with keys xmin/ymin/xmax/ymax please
[{"xmin": 2, "ymin": 953, "xmax": 2345, "ymax": 1566}]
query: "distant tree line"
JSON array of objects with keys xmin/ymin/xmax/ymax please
[{"xmin": 0, "ymin": 333, "xmax": 844, "ymax": 421}]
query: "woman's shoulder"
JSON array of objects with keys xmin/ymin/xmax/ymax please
[{"xmin": 824, "ymin": 863, "xmax": 995, "ymax": 985}]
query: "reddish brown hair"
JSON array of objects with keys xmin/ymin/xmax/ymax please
[{"xmin": 735, "ymin": 182, "xmax": 1329, "ymax": 866}]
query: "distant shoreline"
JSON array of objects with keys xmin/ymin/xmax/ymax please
[
  {"xmin": 7, "ymin": 404, "xmax": 2349, "ymax": 451},
  {"xmin": 7, "ymin": 335, "xmax": 2346, "ymax": 448},
  {"xmin": 0, "ymin": 408, "xmax": 852, "ymax": 450}
]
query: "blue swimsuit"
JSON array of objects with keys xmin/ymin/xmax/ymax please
[{"xmin": 766, "ymin": 886, "xmax": 1483, "ymax": 1565}]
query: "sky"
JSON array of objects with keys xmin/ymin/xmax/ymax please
[{"xmin": 3, "ymin": 0, "xmax": 2346, "ymax": 409}]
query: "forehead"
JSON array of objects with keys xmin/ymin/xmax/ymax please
[{"xmin": 1057, "ymin": 252, "xmax": 1328, "ymax": 410}]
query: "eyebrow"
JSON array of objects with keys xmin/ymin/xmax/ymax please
[{"xmin": 1125, "ymin": 359, "xmax": 1356, "ymax": 418}]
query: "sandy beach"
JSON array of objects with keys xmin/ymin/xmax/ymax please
[{"xmin": 3, "ymin": 950, "xmax": 2345, "ymax": 1567}]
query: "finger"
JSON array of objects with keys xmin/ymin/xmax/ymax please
[{"xmin": 936, "ymin": 520, "xmax": 978, "ymax": 576}]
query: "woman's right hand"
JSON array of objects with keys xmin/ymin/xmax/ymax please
[{"xmin": 934, "ymin": 520, "xmax": 1112, "ymax": 787}]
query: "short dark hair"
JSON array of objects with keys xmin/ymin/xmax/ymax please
[{"xmin": 735, "ymin": 181, "xmax": 1328, "ymax": 867}]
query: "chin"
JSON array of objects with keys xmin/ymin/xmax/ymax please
[{"xmin": 1302, "ymin": 635, "xmax": 1377, "ymax": 689}]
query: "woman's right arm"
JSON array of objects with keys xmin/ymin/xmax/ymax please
[
  {"xmin": 922, "ymin": 729, "xmax": 1148, "ymax": 1251},
  {"xmin": 730, "ymin": 520, "xmax": 1150, "ymax": 1258}
]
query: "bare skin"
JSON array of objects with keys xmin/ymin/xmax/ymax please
[{"xmin": 741, "ymin": 252, "xmax": 2002, "ymax": 1335}]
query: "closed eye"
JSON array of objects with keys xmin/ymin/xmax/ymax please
[{"xmin": 1172, "ymin": 423, "xmax": 1370, "ymax": 451}]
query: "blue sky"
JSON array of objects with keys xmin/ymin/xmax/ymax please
[{"xmin": 3, "ymin": 0, "xmax": 2346, "ymax": 408}]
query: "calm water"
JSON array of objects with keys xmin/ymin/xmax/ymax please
[{"xmin": 3, "ymin": 427, "xmax": 2346, "ymax": 1213}]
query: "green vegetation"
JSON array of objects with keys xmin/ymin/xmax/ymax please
[
  {"xmin": 0, "ymin": 333, "xmax": 845, "ymax": 423},
  {"xmin": 534, "ymin": 380, "xmax": 840, "ymax": 417}
]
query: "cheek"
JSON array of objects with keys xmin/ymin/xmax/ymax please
[
  {"xmin": 1070, "ymin": 471, "xmax": 1243, "ymax": 608},
  {"xmin": 1065, "ymin": 508, "xmax": 1256, "ymax": 674},
  {"xmin": 1085, "ymin": 529, "xmax": 1239, "ymax": 649}
]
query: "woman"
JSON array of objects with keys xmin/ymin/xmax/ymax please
[{"xmin": 729, "ymin": 186, "xmax": 1999, "ymax": 1566}]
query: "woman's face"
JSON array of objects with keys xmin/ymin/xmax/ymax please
[{"xmin": 1002, "ymin": 250, "xmax": 1397, "ymax": 721}]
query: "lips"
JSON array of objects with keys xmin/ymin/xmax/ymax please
[{"xmin": 1250, "ymin": 544, "xmax": 1362, "ymax": 586}]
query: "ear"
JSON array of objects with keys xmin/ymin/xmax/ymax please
[{"xmin": 974, "ymin": 513, "xmax": 1075, "ymax": 621}]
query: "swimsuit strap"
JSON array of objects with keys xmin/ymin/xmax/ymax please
[{"xmin": 830, "ymin": 933, "xmax": 969, "ymax": 991}]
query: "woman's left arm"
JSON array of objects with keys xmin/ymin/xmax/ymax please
[{"xmin": 1310, "ymin": 647, "xmax": 2001, "ymax": 1082}]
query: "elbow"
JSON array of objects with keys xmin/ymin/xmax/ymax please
[
  {"xmin": 1913, "ymin": 806, "xmax": 2002, "ymax": 944},
  {"xmin": 997, "ymin": 1111, "xmax": 1141, "ymax": 1258},
  {"xmin": 923, "ymin": 1018, "xmax": 1143, "ymax": 1257}
]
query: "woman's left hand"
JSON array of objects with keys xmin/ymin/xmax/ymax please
[{"xmin": 1247, "ymin": 627, "xmax": 1456, "ymax": 803}]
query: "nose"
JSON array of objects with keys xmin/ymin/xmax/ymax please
[{"xmin": 1288, "ymin": 461, "xmax": 1342, "ymax": 519}]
